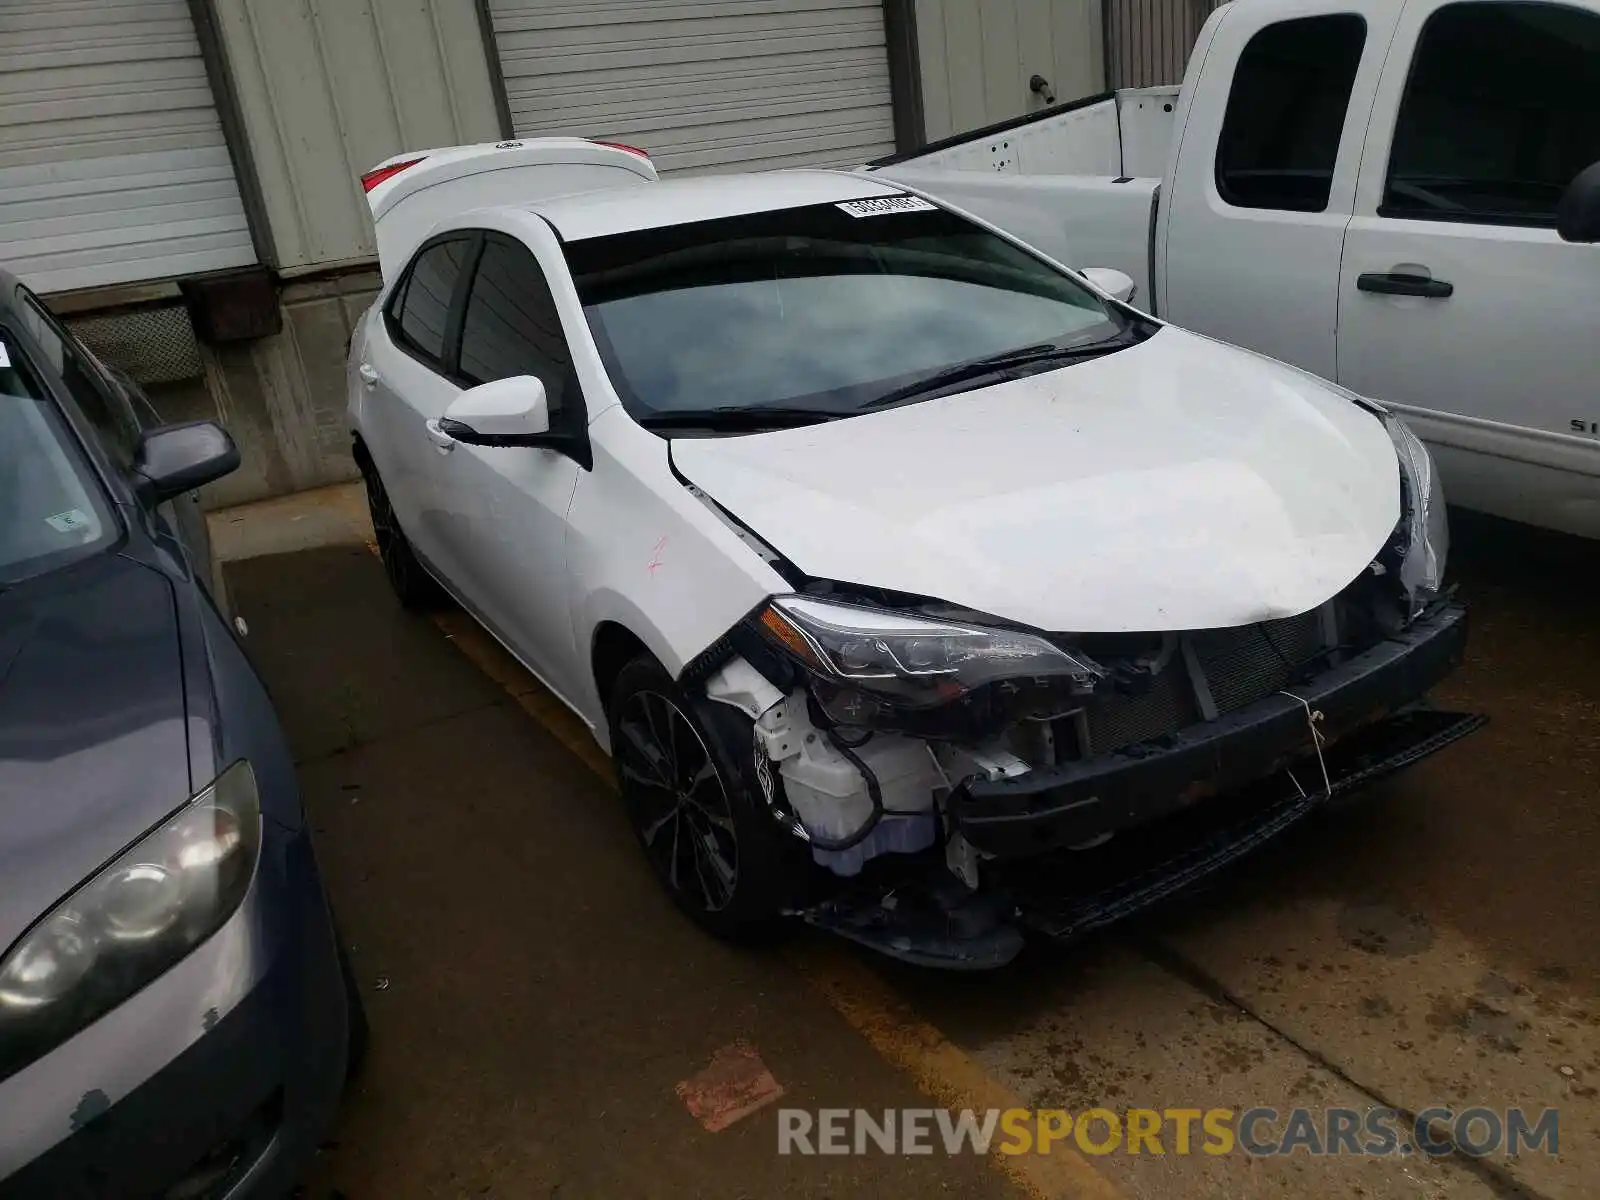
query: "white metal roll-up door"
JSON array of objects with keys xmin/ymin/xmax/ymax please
[
  {"xmin": 486, "ymin": 0, "xmax": 898, "ymax": 173},
  {"xmin": 0, "ymin": 0, "xmax": 257, "ymax": 295}
]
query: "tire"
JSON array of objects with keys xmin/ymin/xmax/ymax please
[
  {"xmin": 607, "ymin": 654, "xmax": 811, "ymax": 939},
  {"xmin": 334, "ymin": 930, "xmax": 369, "ymax": 1081},
  {"xmin": 362, "ymin": 465, "xmax": 445, "ymax": 610}
]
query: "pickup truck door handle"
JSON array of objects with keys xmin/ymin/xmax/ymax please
[
  {"xmin": 424, "ymin": 418, "xmax": 457, "ymax": 454},
  {"xmin": 358, "ymin": 363, "xmax": 380, "ymax": 387},
  {"xmin": 1356, "ymin": 272, "xmax": 1454, "ymax": 299}
]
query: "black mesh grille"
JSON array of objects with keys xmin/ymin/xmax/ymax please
[
  {"xmin": 1084, "ymin": 664, "xmax": 1198, "ymax": 754},
  {"xmin": 1078, "ymin": 609, "xmax": 1330, "ymax": 756},
  {"xmin": 1192, "ymin": 609, "xmax": 1326, "ymax": 715}
]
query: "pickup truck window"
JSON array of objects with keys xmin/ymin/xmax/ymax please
[
  {"xmin": 1214, "ymin": 14, "xmax": 1367, "ymax": 213},
  {"xmin": 1383, "ymin": 2, "xmax": 1600, "ymax": 227}
]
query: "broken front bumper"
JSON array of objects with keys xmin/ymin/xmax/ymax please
[{"xmin": 948, "ymin": 602, "xmax": 1474, "ymax": 860}]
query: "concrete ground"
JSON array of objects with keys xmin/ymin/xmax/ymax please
[{"xmin": 212, "ymin": 486, "xmax": 1597, "ymax": 1200}]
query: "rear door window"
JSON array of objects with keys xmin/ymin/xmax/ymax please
[
  {"xmin": 388, "ymin": 237, "xmax": 476, "ymax": 368},
  {"xmin": 1382, "ymin": 2, "xmax": 1600, "ymax": 225},
  {"xmin": 1215, "ymin": 15, "xmax": 1369, "ymax": 212}
]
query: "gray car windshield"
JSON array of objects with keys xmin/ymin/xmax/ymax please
[
  {"xmin": 568, "ymin": 198, "xmax": 1139, "ymax": 430},
  {"xmin": 0, "ymin": 334, "xmax": 116, "ymax": 585}
]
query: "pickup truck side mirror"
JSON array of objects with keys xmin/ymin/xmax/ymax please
[
  {"xmin": 1080, "ymin": 267, "xmax": 1138, "ymax": 305},
  {"xmin": 133, "ymin": 421, "xmax": 241, "ymax": 506},
  {"xmin": 1557, "ymin": 161, "xmax": 1600, "ymax": 243},
  {"xmin": 438, "ymin": 376, "xmax": 551, "ymax": 445}
]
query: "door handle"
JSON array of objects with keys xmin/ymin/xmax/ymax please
[
  {"xmin": 359, "ymin": 363, "xmax": 380, "ymax": 387},
  {"xmin": 424, "ymin": 418, "xmax": 457, "ymax": 454},
  {"xmin": 1356, "ymin": 272, "xmax": 1453, "ymax": 299},
  {"xmin": 1029, "ymin": 73, "xmax": 1056, "ymax": 105}
]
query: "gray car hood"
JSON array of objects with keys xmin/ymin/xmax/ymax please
[{"xmin": 0, "ymin": 553, "xmax": 191, "ymax": 953}]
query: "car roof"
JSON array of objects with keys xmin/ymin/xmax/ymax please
[{"xmin": 526, "ymin": 168, "xmax": 910, "ymax": 242}]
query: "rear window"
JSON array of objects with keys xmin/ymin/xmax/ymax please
[
  {"xmin": 0, "ymin": 330, "xmax": 118, "ymax": 586},
  {"xmin": 1215, "ymin": 15, "xmax": 1368, "ymax": 213},
  {"xmin": 566, "ymin": 199, "xmax": 1128, "ymax": 426}
]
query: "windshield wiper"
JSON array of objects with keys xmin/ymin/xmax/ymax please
[
  {"xmin": 637, "ymin": 405, "xmax": 836, "ymax": 432},
  {"xmin": 864, "ymin": 335, "xmax": 1139, "ymax": 410}
]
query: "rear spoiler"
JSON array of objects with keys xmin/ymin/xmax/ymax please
[{"xmin": 362, "ymin": 138, "xmax": 659, "ymax": 281}]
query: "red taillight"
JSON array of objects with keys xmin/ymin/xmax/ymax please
[
  {"xmin": 360, "ymin": 157, "xmax": 426, "ymax": 193},
  {"xmin": 591, "ymin": 140, "xmax": 650, "ymax": 159}
]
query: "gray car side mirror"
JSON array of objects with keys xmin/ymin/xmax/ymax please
[{"xmin": 134, "ymin": 421, "xmax": 241, "ymax": 505}]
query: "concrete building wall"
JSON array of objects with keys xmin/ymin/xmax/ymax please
[
  {"xmin": 913, "ymin": 0, "xmax": 1103, "ymax": 142},
  {"xmin": 205, "ymin": 0, "xmax": 504, "ymax": 270},
  {"xmin": 48, "ymin": 0, "xmax": 505, "ymax": 510},
  {"xmin": 35, "ymin": 0, "xmax": 1115, "ymax": 511}
]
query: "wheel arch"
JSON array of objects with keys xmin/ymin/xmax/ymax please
[{"xmin": 591, "ymin": 620, "xmax": 654, "ymax": 721}]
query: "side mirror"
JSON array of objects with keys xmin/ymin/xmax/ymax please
[
  {"xmin": 438, "ymin": 376, "xmax": 550, "ymax": 445},
  {"xmin": 133, "ymin": 421, "xmax": 240, "ymax": 505},
  {"xmin": 1557, "ymin": 160, "xmax": 1600, "ymax": 243},
  {"xmin": 1080, "ymin": 266, "xmax": 1137, "ymax": 305}
]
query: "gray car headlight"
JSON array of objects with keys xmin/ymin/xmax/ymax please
[
  {"xmin": 752, "ymin": 595, "xmax": 1104, "ymax": 731},
  {"xmin": 0, "ymin": 760, "xmax": 261, "ymax": 1082},
  {"xmin": 1384, "ymin": 414, "xmax": 1449, "ymax": 615}
]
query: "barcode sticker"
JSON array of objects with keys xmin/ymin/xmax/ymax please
[
  {"xmin": 47, "ymin": 510, "xmax": 91, "ymax": 535},
  {"xmin": 835, "ymin": 195, "xmax": 938, "ymax": 218}
]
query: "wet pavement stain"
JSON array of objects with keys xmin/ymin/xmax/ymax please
[{"xmin": 1336, "ymin": 903, "xmax": 1436, "ymax": 957}]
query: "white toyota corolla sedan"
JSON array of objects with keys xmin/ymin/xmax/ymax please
[{"xmin": 347, "ymin": 139, "xmax": 1480, "ymax": 968}]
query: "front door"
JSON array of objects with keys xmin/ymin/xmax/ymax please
[
  {"xmin": 1159, "ymin": 0, "xmax": 1402, "ymax": 378},
  {"xmin": 435, "ymin": 228, "xmax": 585, "ymax": 703},
  {"xmin": 1336, "ymin": 0, "xmax": 1600, "ymax": 537}
]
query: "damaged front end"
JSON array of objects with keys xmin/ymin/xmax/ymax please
[{"xmin": 686, "ymin": 418, "xmax": 1481, "ymax": 970}]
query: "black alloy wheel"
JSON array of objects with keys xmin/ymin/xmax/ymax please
[
  {"xmin": 362, "ymin": 467, "xmax": 444, "ymax": 610},
  {"xmin": 608, "ymin": 655, "xmax": 810, "ymax": 937}
]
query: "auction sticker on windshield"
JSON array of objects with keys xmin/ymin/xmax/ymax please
[{"xmin": 836, "ymin": 195, "xmax": 938, "ymax": 218}]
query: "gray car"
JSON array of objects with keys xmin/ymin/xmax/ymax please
[{"xmin": 0, "ymin": 271, "xmax": 361, "ymax": 1197}]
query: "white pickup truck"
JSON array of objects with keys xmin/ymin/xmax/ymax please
[{"xmin": 871, "ymin": 0, "xmax": 1600, "ymax": 539}]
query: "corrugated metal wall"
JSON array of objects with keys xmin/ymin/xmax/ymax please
[
  {"xmin": 207, "ymin": 0, "xmax": 503, "ymax": 270},
  {"xmin": 1106, "ymin": 0, "xmax": 1228, "ymax": 89},
  {"xmin": 914, "ymin": 0, "xmax": 1103, "ymax": 142},
  {"xmin": 485, "ymin": 0, "xmax": 898, "ymax": 173},
  {"xmin": 0, "ymin": 0, "xmax": 257, "ymax": 293}
]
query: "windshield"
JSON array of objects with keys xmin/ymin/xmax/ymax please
[
  {"xmin": 567, "ymin": 198, "xmax": 1138, "ymax": 431},
  {"xmin": 0, "ymin": 331, "xmax": 117, "ymax": 586}
]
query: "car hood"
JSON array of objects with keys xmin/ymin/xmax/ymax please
[
  {"xmin": 0, "ymin": 553, "xmax": 191, "ymax": 952},
  {"xmin": 671, "ymin": 328, "xmax": 1400, "ymax": 633}
]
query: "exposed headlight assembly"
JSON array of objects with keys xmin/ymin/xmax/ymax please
[
  {"xmin": 0, "ymin": 760, "xmax": 261, "ymax": 1082},
  {"xmin": 1384, "ymin": 414, "xmax": 1450, "ymax": 616},
  {"xmin": 752, "ymin": 595, "xmax": 1103, "ymax": 733}
]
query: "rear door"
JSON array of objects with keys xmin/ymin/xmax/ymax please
[
  {"xmin": 359, "ymin": 234, "xmax": 478, "ymax": 582},
  {"xmin": 1336, "ymin": 0, "xmax": 1600, "ymax": 537},
  {"xmin": 1158, "ymin": 0, "xmax": 1402, "ymax": 379}
]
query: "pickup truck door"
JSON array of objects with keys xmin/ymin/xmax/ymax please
[
  {"xmin": 1336, "ymin": 0, "xmax": 1600, "ymax": 538},
  {"xmin": 1159, "ymin": 0, "xmax": 1403, "ymax": 379}
]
